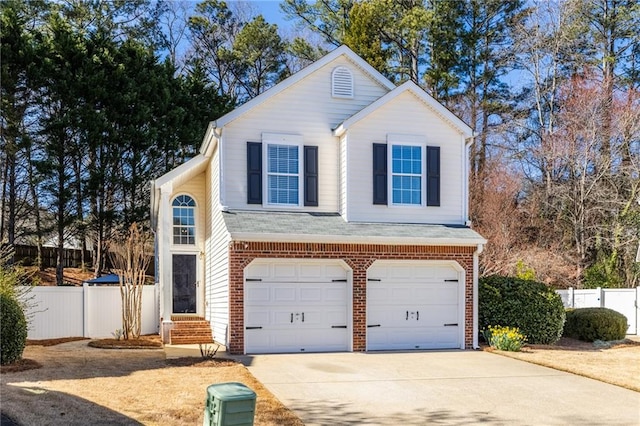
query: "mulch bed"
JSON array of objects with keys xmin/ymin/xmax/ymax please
[
  {"xmin": 0, "ymin": 358, "xmax": 42, "ymax": 374},
  {"xmin": 482, "ymin": 336, "xmax": 640, "ymax": 352},
  {"xmin": 27, "ymin": 337, "xmax": 89, "ymax": 346},
  {"xmin": 88, "ymin": 334, "xmax": 163, "ymax": 349},
  {"xmin": 165, "ymin": 357, "xmax": 239, "ymax": 367},
  {"xmin": 524, "ymin": 337, "xmax": 640, "ymax": 351}
]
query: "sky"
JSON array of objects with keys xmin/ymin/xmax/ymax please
[{"xmin": 246, "ymin": 0, "xmax": 287, "ymax": 25}]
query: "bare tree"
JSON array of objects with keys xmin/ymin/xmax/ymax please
[{"xmin": 108, "ymin": 223, "xmax": 152, "ymax": 340}]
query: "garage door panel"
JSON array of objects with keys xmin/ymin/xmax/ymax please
[
  {"xmin": 299, "ymin": 287, "xmax": 323, "ymax": 302},
  {"xmin": 245, "ymin": 263, "xmax": 349, "ymax": 353},
  {"xmin": 326, "ymin": 286, "xmax": 347, "ymax": 301},
  {"xmin": 245, "ymin": 287, "xmax": 270, "ymax": 303},
  {"xmin": 274, "ymin": 287, "xmax": 296, "ymax": 302},
  {"xmin": 367, "ymin": 263, "xmax": 463, "ymax": 351}
]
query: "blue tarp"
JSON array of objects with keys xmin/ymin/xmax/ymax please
[{"xmin": 84, "ymin": 274, "xmax": 121, "ymax": 284}]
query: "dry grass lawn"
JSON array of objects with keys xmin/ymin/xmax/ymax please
[
  {"xmin": 486, "ymin": 337, "xmax": 640, "ymax": 392},
  {"xmin": 3, "ymin": 337, "xmax": 638, "ymax": 425},
  {"xmin": 1, "ymin": 340, "xmax": 302, "ymax": 425}
]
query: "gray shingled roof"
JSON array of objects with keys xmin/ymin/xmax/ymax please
[{"xmin": 222, "ymin": 210, "xmax": 485, "ymax": 245}]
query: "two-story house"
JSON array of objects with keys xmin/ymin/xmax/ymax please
[{"xmin": 151, "ymin": 46, "xmax": 486, "ymax": 355}]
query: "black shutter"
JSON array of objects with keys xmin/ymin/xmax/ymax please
[
  {"xmin": 426, "ymin": 146, "xmax": 440, "ymax": 206},
  {"xmin": 247, "ymin": 142, "xmax": 262, "ymax": 204},
  {"xmin": 373, "ymin": 143, "xmax": 387, "ymax": 204},
  {"xmin": 304, "ymin": 145, "xmax": 318, "ymax": 206}
]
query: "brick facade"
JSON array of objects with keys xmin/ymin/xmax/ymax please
[{"xmin": 227, "ymin": 241, "xmax": 476, "ymax": 354}]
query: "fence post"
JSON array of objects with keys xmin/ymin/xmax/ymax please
[
  {"xmin": 568, "ymin": 287, "xmax": 574, "ymax": 308},
  {"xmin": 83, "ymin": 282, "xmax": 89, "ymax": 337},
  {"xmin": 596, "ymin": 287, "xmax": 603, "ymax": 307}
]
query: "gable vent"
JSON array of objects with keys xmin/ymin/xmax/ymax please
[{"xmin": 332, "ymin": 66, "xmax": 354, "ymax": 99}]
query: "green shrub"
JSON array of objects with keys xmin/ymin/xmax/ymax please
[
  {"xmin": 1, "ymin": 293, "xmax": 28, "ymax": 365},
  {"xmin": 479, "ymin": 275, "xmax": 565, "ymax": 344},
  {"xmin": 485, "ymin": 325, "xmax": 526, "ymax": 351},
  {"xmin": 563, "ymin": 307, "xmax": 627, "ymax": 342}
]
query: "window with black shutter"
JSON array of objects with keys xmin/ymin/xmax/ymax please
[
  {"xmin": 246, "ymin": 142, "xmax": 262, "ymax": 204},
  {"xmin": 373, "ymin": 143, "xmax": 388, "ymax": 204},
  {"xmin": 304, "ymin": 146, "xmax": 318, "ymax": 206},
  {"xmin": 426, "ymin": 146, "xmax": 440, "ymax": 206}
]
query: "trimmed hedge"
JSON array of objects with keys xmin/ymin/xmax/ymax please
[
  {"xmin": 479, "ymin": 275, "xmax": 565, "ymax": 344},
  {"xmin": 563, "ymin": 308, "xmax": 627, "ymax": 342},
  {"xmin": 1, "ymin": 293, "xmax": 28, "ymax": 365}
]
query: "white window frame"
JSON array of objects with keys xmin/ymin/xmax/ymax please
[
  {"xmin": 171, "ymin": 194, "xmax": 197, "ymax": 246},
  {"xmin": 262, "ymin": 133, "xmax": 304, "ymax": 208},
  {"xmin": 387, "ymin": 134, "xmax": 426, "ymax": 207}
]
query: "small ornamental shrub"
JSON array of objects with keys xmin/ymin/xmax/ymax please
[
  {"xmin": 479, "ymin": 275, "xmax": 565, "ymax": 344},
  {"xmin": 1, "ymin": 293, "xmax": 28, "ymax": 365},
  {"xmin": 563, "ymin": 308, "xmax": 627, "ymax": 342},
  {"xmin": 485, "ymin": 325, "xmax": 526, "ymax": 351}
]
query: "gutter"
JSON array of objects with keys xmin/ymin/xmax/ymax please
[
  {"xmin": 228, "ymin": 232, "xmax": 487, "ymax": 247},
  {"xmin": 472, "ymin": 243, "xmax": 484, "ymax": 349}
]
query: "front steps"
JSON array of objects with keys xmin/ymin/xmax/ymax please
[{"xmin": 169, "ymin": 316, "xmax": 214, "ymax": 345}]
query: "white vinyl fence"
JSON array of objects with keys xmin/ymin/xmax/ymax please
[
  {"xmin": 20, "ymin": 284, "xmax": 159, "ymax": 339},
  {"xmin": 556, "ymin": 287, "xmax": 639, "ymax": 335}
]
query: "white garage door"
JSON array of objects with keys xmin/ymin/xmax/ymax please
[
  {"xmin": 244, "ymin": 260, "xmax": 350, "ymax": 354},
  {"xmin": 367, "ymin": 261, "xmax": 464, "ymax": 350}
]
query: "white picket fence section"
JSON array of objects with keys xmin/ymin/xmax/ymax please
[
  {"xmin": 20, "ymin": 284, "xmax": 159, "ymax": 339},
  {"xmin": 556, "ymin": 287, "xmax": 639, "ymax": 335}
]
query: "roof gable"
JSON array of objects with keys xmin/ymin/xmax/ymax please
[
  {"xmin": 333, "ymin": 81, "xmax": 473, "ymax": 138},
  {"xmin": 200, "ymin": 45, "xmax": 396, "ymax": 153}
]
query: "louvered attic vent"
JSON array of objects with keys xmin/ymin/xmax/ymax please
[{"xmin": 332, "ymin": 66, "xmax": 354, "ymax": 99}]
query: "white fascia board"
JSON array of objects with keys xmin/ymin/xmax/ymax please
[
  {"xmin": 334, "ymin": 81, "xmax": 473, "ymax": 138},
  {"xmin": 208, "ymin": 45, "xmax": 395, "ymax": 132},
  {"xmin": 200, "ymin": 122, "xmax": 218, "ymax": 156},
  {"xmin": 228, "ymin": 232, "xmax": 487, "ymax": 246},
  {"xmin": 150, "ymin": 180, "xmax": 159, "ymax": 230},
  {"xmin": 153, "ymin": 154, "xmax": 209, "ymax": 190}
]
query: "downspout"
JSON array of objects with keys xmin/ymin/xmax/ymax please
[
  {"xmin": 473, "ymin": 243, "xmax": 484, "ymax": 349},
  {"xmin": 215, "ymin": 127, "xmax": 225, "ymax": 209},
  {"xmin": 464, "ymin": 133, "xmax": 476, "ymax": 226}
]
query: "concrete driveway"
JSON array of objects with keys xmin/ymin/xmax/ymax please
[{"xmin": 240, "ymin": 350, "xmax": 640, "ymax": 425}]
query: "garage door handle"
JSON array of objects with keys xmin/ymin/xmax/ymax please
[
  {"xmin": 331, "ymin": 325, "xmax": 347, "ymax": 329},
  {"xmin": 367, "ymin": 324, "xmax": 381, "ymax": 328},
  {"xmin": 444, "ymin": 323, "xmax": 458, "ymax": 327},
  {"xmin": 302, "ymin": 312, "xmax": 304, "ymax": 322},
  {"xmin": 291, "ymin": 313, "xmax": 293, "ymax": 323},
  {"xmin": 416, "ymin": 311, "xmax": 419, "ymax": 321},
  {"xmin": 246, "ymin": 326, "xmax": 262, "ymax": 330},
  {"xmin": 406, "ymin": 311, "xmax": 408, "ymax": 320}
]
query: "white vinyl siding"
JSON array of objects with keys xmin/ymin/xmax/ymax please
[
  {"xmin": 205, "ymin": 151, "xmax": 232, "ymax": 346},
  {"xmin": 345, "ymin": 91, "xmax": 466, "ymax": 224},
  {"xmin": 221, "ymin": 56, "xmax": 390, "ymax": 212},
  {"xmin": 339, "ymin": 135, "xmax": 348, "ymax": 217}
]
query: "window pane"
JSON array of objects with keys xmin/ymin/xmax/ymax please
[
  {"xmin": 267, "ymin": 144, "xmax": 299, "ymax": 205},
  {"xmin": 391, "ymin": 146, "xmax": 422, "ymax": 205},
  {"xmin": 172, "ymin": 197, "xmax": 196, "ymax": 244}
]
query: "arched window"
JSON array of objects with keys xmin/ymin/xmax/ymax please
[{"xmin": 172, "ymin": 195, "xmax": 196, "ymax": 245}]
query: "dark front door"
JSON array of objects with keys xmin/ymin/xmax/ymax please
[{"xmin": 172, "ymin": 254, "xmax": 197, "ymax": 313}]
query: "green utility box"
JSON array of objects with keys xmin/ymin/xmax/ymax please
[{"xmin": 203, "ymin": 382, "xmax": 256, "ymax": 426}]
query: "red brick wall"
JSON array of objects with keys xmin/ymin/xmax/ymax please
[{"xmin": 228, "ymin": 241, "xmax": 475, "ymax": 354}]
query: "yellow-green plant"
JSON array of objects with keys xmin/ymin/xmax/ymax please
[
  {"xmin": 515, "ymin": 260, "xmax": 536, "ymax": 281},
  {"xmin": 486, "ymin": 325, "xmax": 526, "ymax": 351}
]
